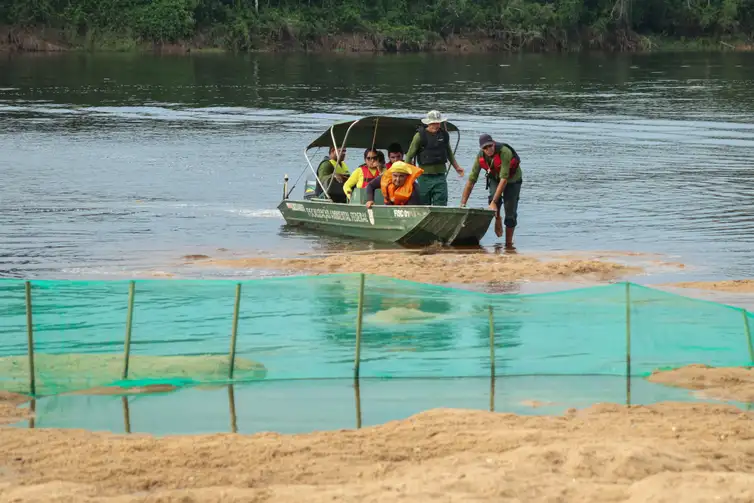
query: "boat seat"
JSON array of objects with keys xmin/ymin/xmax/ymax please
[{"xmin": 349, "ymin": 188, "xmax": 384, "ymax": 205}]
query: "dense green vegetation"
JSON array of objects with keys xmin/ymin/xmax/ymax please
[{"xmin": 1, "ymin": 0, "xmax": 753, "ymax": 51}]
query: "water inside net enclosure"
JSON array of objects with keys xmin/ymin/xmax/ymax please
[{"xmin": 0, "ymin": 275, "xmax": 751, "ymax": 396}]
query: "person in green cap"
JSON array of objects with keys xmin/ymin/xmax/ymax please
[
  {"xmin": 460, "ymin": 133, "xmax": 522, "ymax": 249},
  {"xmin": 404, "ymin": 110, "xmax": 464, "ymax": 206}
]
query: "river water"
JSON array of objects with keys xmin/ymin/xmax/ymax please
[{"xmin": 1, "ymin": 52, "xmax": 753, "ymax": 281}]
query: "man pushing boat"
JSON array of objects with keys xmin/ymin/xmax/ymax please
[
  {"xmin": 365, "ymin": 161, "xmax": 423, "ymax": 208},
  {"xmin": 460, "ymin": 133, "xmax": 523, "ymax": 249}
]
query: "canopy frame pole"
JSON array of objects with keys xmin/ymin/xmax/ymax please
[
  {"xmin": 370, "ymin": 118, "xmax": 380, "ymax": 151},
  {"xmin": 303, "ymin": 147, "xmax": 332, "ymax": 200}
]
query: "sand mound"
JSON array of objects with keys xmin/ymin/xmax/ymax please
[
  {"xmin": 0, "ymin": 402, "xmax": 753, "ymax": 502},
  {"xmin": 665, "ymin": 279, "xmax": 754, "ymax": 293},
  {"xmin": 647, "ymin": 364, "xmax": 754, "ymax": 403},
  {"xmin": 0, "ymin": 354, "xmax": 267, "ymax": 395},
  {"xmin": 193, "ymin": 251, "xmax": 640, "ymax": 284}
]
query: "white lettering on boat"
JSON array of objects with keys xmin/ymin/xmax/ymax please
[
  {"xmin": 393, "ymin": 209, "xmax": 419, "ymax": 219},
  {"xmin": 286, "ymin": 203, "xmax": 306, "ymax": 212},
  {"xmin": 304, "ymin": 207, "xmax": 370, "ymax": 223}
]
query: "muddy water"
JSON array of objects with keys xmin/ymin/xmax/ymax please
[{"xmin": 1, "ymin": 52, "xmax": 753, "ymax": 282}]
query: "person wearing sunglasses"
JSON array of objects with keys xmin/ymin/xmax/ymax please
[
  {"xmin": 343, "ymin": 148, "xmax": 384, "ymax": 201},
  {"xmin": 460, "ymin": 133, "xmax": 522, "ymax": 248}
]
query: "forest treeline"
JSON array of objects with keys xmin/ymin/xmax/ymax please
[{"xmin": 1, "ymin": 0, "xmax": 752, "ymax": 51}]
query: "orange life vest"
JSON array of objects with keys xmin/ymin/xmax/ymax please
[
  {"xmin": 380, "ymin": 166, "xmax": 424, "ymax": 205},
  {"xmin": 359, "ymin": 164, "xmax": 381, "ymax": 188}
]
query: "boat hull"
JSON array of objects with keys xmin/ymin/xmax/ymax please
[{"xmin": 278, "ymin": 199, "xmax": 494, "ymax": 246}]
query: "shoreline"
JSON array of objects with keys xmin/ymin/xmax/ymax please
[
  {"xmin": 1, "ymin": 371, "xmax": 753, "ymax": 502},
  {"xmin": 1, "ymin": 27, "xmax": 753, "ymax": 55}
]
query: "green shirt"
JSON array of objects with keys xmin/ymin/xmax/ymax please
[
  {"xmin": 468, "ymin": 144, "xmax": 522, "ymax": 184},
  {"xmin": 405, "ymin": 131, "xmax": 457, "ymax": 175},
  {"xmin": 317, "ymin": 159, "xmax": 349, "ymax": 179}
]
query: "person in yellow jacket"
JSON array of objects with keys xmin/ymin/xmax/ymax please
[{"xmin": 343, "ymin": 148, "xmax": 384, "ymax": 200}]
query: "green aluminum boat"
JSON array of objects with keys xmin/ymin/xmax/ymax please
[{"xmin": 278, "ymin": 115, "xmax": 495, "ymax": 246}]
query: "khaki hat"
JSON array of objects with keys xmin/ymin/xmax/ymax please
[{"xmin": 421, "ymin": 110, "xmax": 447, "ymax": 125}]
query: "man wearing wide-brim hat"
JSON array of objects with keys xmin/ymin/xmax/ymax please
[{"xmin": 404, "ymin": 110, "xmax": 465, "ymax": 206}]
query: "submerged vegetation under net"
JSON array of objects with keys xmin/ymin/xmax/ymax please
[{"xmin": 0, "ymin": 274, "xmax": 752, "ymax": 397}]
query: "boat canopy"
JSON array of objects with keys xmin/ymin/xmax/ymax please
[{"xmin": 305, "ymin": 115, "xmax": 460, "ymax": 151}]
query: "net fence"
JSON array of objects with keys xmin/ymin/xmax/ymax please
[{"xmin": 0, "ymin": 274, "xmax": 751, "ymax": 396}]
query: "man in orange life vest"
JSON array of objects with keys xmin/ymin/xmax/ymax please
[
  {"xmin": 365, "ymin": 161, "xmax": 423, "ymax": 208},
  {"xmin": 460, "ymin": 134, "xmax": 523, "ymax": 248},
  {"xmin": 343, "ymin": 148, "xmax": 384, "ymax": 200}
]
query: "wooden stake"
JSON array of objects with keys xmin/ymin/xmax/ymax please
[
  {"xmin": 122, "ymin": 396, "xmax": 131, "ymax": 434},
  {"xmin": 626, "ymin": 282, "xmax": 632, "ymax": 406},
  {"xmin": 24, "ymin": 281, "xmax": 36, "ymax": 396},
  {"xmin": 489, "ymin": 305, "xmax": 496, "ymax": 412},
  {"xmin": 229, "ymin": 283, "xmax": 242, "ymax": 379},
  {"xmin": 354, "ymin": 380, "xmax": 362, "ymax": 429},
  {"xmin": 743, "ymin": 309, "xmax": 753, "ymax": 365},
  {"xmin": 489, "ymin": 306, "xmax": 496, "ymax": 376},
  {"xmin": 122, "ymin": 281, "xmax": 135, "ymax": 380},
  {"xmin": 228, "ymin": 384, "xmax": 238, "ymax": 433},
  {"xmin": 354, "ymin": 273, "xmax": 365, "ymax": 380}
]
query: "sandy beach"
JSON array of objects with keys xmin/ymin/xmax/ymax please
[
  {"xmin": 1, "ymin": 365, "xmax": 753, "ymax": 502},
  {"xmin": 183, "ymin": 249, "xmax": 647, "ymax": 284},
  {"xmin": 2, "ymin": 250, "xmax": 753, "ymax": 502}
]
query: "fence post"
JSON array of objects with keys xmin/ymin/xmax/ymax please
[
  {"xmin": 228, "ymin": 283, "xmax": 242, "ymax": 379},
  {"xmin": 354, "ymin": 273, "xmax": 365, "ymax": 380},
  {"xmin": 122, "ymin": 396, "xmax": 131, "ymax": 434},
  {"xmin": 228, "ymin": 384, "xmax": 238, "ymax": 433},
  {"xmin": 122, "ymin": 281, "xmax": 136, "ymax": 380},
  {"xmin": 625, "ymin": 282, "xmax": 632, "ymax": 406},
  {"xmin": 488, "ymin": 305, "xmax": 496, "ymax": 411},
  {"xmin": 24, "ymin": 281, "xmax": 36, "ymax": 396},
  {"xmin": 743, "ymin": 309, "xmax": 753, "ymax": 365},
  {"xmin": 354, "ymin": 380, "xmax": 362, "ymax": 429}
]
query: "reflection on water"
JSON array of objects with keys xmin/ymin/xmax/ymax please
[
  {"xmin": 18, "ymin": 375, "xmax": 750, "ymax": 436},
  {"xmin": 1, "ymin": 53, "xmax": 754, "ymax": 281}
]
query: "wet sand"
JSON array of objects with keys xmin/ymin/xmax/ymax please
[
  {"xmin": 664, "ymin": 279, "xmax": 754, "ymax": 293},
  {"xmin": 187, "ymin": 250, "xmax": 643, "ymax": 284},
  {"xmin": 648, "ymin": 364, "xmax": 754, "ymax": 403},
  {"xmin": 1, "ymin": 400, "xmax": 753, "ymax": 502},
  {"xmin": 0, "ymin": 391, "xmax": 31, "ymax": 425}
]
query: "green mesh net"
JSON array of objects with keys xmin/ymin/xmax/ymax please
[{"xmin": 0, "ymin": 275, "xmax": 751, "ymax": 397}]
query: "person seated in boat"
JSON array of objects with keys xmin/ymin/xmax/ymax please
[
  {"xmin": 343, "ymin": 148, "xmax": 384, "ymax": 201},
  {"xmin": 365, "ymin": 161, "xmax": 423, "ymax": 208},
  {"xmin": 314, "ymin": 145, "xmax": 349, "ymax": 203},
  {"xmin": 386, "ymin": 142, "xmax": 404, "ymax": 169}
]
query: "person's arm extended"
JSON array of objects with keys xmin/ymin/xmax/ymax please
[
  {"xmin": 365, "ymin": 176, "xmax": 381, "ymax": 208},
  {"xmin": 445, "ymin": 133, "xmax": 464, "ymax": 177},
  {"xmin": 408, "ymin": 181, "xmax": 422, "ymax": 205},
  {"xmin": 460, "ymin": 156, "xmax": 482, "ymax": 206},
  {"xmin": 404, "ymin": 133, "xmax": 421, "ymax": 164}
]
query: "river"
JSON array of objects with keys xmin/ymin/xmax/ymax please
[{"xmin": 1, "ymin": 51, "xmax": 753, "ymax": 282}]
